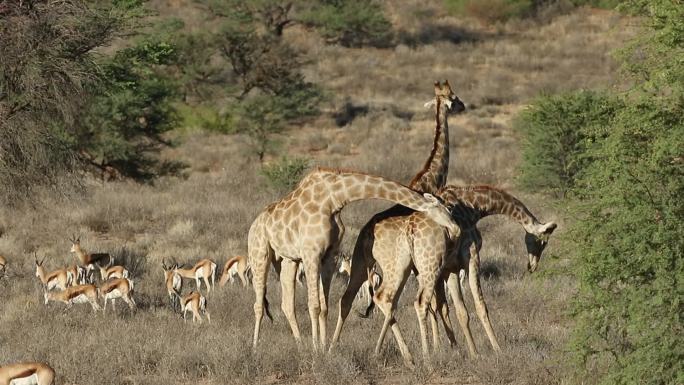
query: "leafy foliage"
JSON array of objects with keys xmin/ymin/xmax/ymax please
[
  {"xmin": 76, "ymin": 40, "xmax": 182, "ymax": 180},
  {"xmin": 300, "ymin": 0, "xmax": 393, "ymax": 47},
  {"xmin": 190, "ymin": 0, "xmax": 323, "ymax": 160},
  {"xmin": 515, "ymin": 91, "xmax": 622, "ymax": 197},
  {"xmin": 516, "ymin": 1, "xmax": 683, "ymax": 383},
  {"xmin": 260, "ymin": 156, "xmax": 310, "ymax": 191},
  {"xmin": 0, "ymin": 0, "xmax": 128, "ymax": 204}
]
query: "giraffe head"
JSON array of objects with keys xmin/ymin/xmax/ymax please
[
  {"xmin": 524, "ymin": 222, "xmax": 557, "ymax": 272},
  {"xmin": 424, "ymin": 80, "xmax": 465, "ymax": 114},
  {"xmin": 423, "ymin": 193, "xmax": 461, "ymax": 238}
]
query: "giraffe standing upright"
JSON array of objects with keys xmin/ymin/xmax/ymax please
[
  {"xmin": 247, "ymin": 167, "xmax": 461, "ymax": 351},
  {"xmin": 329, "ymin": 81, "xmax": 464, "ymax": 363}
]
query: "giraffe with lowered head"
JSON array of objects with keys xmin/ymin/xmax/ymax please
[
  {"xmin": 248, "ymin": 167, "xmax": 461, "ymax": 352},
  {"xmin": 330, "ymin": 80, "xmax": 464, "ymax": 363},
  {"xmin": 360, "ymin": 185, "xmax": 557, "ymax": 361}
]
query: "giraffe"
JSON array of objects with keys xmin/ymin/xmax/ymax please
[
  {"xmin": 355, "ymin": 185, "xmax": 557, "ymax": 362},
  {"xmin": 247, "ymin": 167, "xmax": 461, "ymax": 352},
  {"xmin": 433, "ymin": 185, "xmax": 556, "ymax": 355},
  {"xmin": 329, "ymin": 80, "xmax": 464, "ymax": 363}
]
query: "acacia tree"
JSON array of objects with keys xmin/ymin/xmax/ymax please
[
  {"xmin": 569, "ymin": 2, "xmax": 684, "ymax": 382},
  {"xmin": 0, "ymin": 0, "xmax": 180, "ymax": 204},
  {"xmin": 0, "ymin": 0, "xmax": 121, "ymax": 203}
]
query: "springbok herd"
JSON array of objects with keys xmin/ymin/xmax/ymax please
[{"xmin": 0, "ymin": 80, "xmax": 557, "ymax": 383}]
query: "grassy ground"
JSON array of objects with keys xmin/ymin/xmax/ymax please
[{"xmin": 0, "ymin": 3, "xmax": 634, "ymax": 384}]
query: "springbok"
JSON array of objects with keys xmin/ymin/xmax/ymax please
[
  {"xmin": 162, "ymin": 259, "xmax": 182, "ymax": 311},
  {"xmin": 98, "ymin": 259, "xmax": 129, "ymax": 281},
  {"xmin": 66, "ymin": 265, "xmax": 87, "ymax": 285},
  {"xmin": 34, "ymin": 256, "xmax": 72, "ymax": 291},
  {"xmin": 180, "ymin": 291, "xmax": 210, "ymax": 323},
  {"xmin": 173, "ymin": 258, "xmax": 217, "ymax": 293},
  {"xmin": 69, "ymin": 235, "xmax": 111, "ymax": 281},
  {"xmin": 0, "ymin": 362, "xmax": 55, "ymax": 385},
  {"xmin": 44, "ymin": 284, "xmax": 101, "ymax": 312},
  {"xmin": 100, "ymin": 278, "xmax": 136, "ymax": 313},
  {"xmin": 219, "ymin": 255, "xmax": 250, "ymax": 287}
]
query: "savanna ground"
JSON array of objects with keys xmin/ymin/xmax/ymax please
[{"xmin": 0, "ymin": 2, "xmax": 636, "ymax": 384}]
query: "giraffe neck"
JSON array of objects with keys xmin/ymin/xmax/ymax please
[
  {"xmin": 409, "ymin": 97, "xmax": 449, "ymax": 193},
  {"xmin": 439, "ymin": 185, "xmax": 542, "ymax": 233},
  {"xmin": 310, "ymin": 169, "xmax": 437, "ymax": 213}
]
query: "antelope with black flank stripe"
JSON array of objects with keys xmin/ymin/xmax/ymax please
[
  {"xmin": 98, "ymin": 259, "xmax": 129, "ymax": 281},
  {"xmin": 69, "ymin": 235, "xmax": 111, "ymax": 282},
  {"xmin": 219, "ymin": 255, "xmax": 250, "ymax": 287},
  {"xmin": 34, "ymin": 255, "xmax": 72, "ymax": 291},
  {"xmin": 173, "ymin": 258, "xmax": 217, "ymax": 293},
  {"xmin": 0, "ymin": 362, "xmax": 55, "ymax": 385},
  {"xmin": 180, "ymin": 291, "xmax": 210, "ymax": 323},
  {"xmin": 162, "ymin": 259, "xmax": 182, "ymax": 312},
  {"xmin": 44, "ymin": 283, "xmax": 101, "ymax": 312},
  {"xmin": 100, "ymin": 277, "xmax": 136, "ymax": 313}
]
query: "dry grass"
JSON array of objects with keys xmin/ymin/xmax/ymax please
[{"xmin": 0, "ymin": 3, "xmax": 631, "ymax": 384}]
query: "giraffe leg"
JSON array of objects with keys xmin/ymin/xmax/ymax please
[
  {"xmin": 374, "ymin": 273, "xmax": 414, "ymax": 366},
  {"xmin": 447, "ymin": 272, "xmax": 477, "ymax": 357},
  {"xmin": 251, "ymin": 250, "xmax": 271, "ymax": 349},
  {"xmin": 279, "ymin": 258, "xmax": 302, "ymax": 343},
  {"xmin": 468, "ymin": 246, "xmax": 501, "ymax": 352},
  {"xmin": 303, "ymin": 258, "xmax": 322, "ymax": 352},
  {"xmin": 429, "ymin": 295, "xmax": 440, "ymax": 352},
  {"xmin": 318, "ymin": 252, "xmax": 336, "ymax": 350},
  {"xmin": 330, "ymin": 243, "xmax": 372, "ymax": 349},
  {"xmin": 414, "ymin": 275, "xmax": 436, "ymax": 361},
  {"xmin": 433, "ymin": 277, "xmax": 458, "ymax": 350}
]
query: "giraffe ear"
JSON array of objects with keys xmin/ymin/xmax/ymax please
[
  {"xmin": 423, "ymin": 193, "xmax": 440, "ymax": 205},
  {"xmin": 541, "ymin": 222, "xmax": 557, "ymax": 235},
  {"xmin": 423, "ymin": 99, "xmax": 436, "ymax": 109}
]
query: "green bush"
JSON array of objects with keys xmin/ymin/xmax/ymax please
[
  {"xmin": 260, "ymin": 156, "xmax": 310, "ymax": 191},
  {"xmin": 77, "ymin": 40, "xmax": 182, "ymax": 180},
  {"xmin": 0, "ymin": 0, "xmax": 141, "ymax": 204},
  {"xmin": 569, "ymin": 97, "xmax": 683, "ymax": 385},
  {"xmin": 568, "ymin": 2, "xmax": 684, "ymax": 381},
  {"xmin": 515, "ymin": 1, "xmax": 683, "ymax": 383},
  {"xmin": 515, "ymin": 90, "xmax": 622, "ymax": 197},
  {"xmin": 300, "ymin": 0, "xmax": 393, "ymax": 47}
]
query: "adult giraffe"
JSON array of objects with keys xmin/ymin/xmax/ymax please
[
  {"xmin": 330, "ymin": 80, "xmax": 464, "ymax": 361},
  {"xmin": 359, "ymin": 185, "xmax": 557, "ymax": 362},
  {"xmin": 248, "ymin": 167, "xmax": 461, "ymax": 352}
]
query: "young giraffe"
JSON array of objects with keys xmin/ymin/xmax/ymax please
[
  {"xmin": 330, "ymin": 80, "xmax": 464, "ymax": 363},
  {"xmin": 364, "ymin": 185, "xmax": 557, "ymax": 362},
  {"xmin": 248, "ymin": 167, "xmax": 461, "ymax": 352}
]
